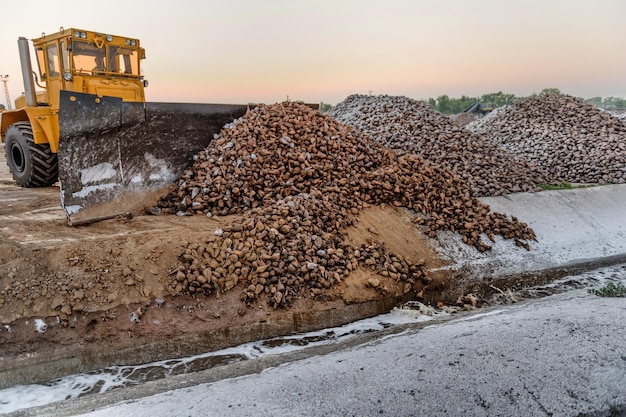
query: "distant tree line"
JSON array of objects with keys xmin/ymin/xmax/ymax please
[
  {"xmin": 426, "ymin": 88, "xmax": 626, "ymax": 114},
  {"xmin": 426, "ymin": 88, "xmax": 559, "ymax": 114},
  {"xmin": 318, "ymin": 88, "xmax": 625, "ymax": 114},
  {"xmin": 584, "ymin": 96, "xmax": 626, "ymax": 110}
]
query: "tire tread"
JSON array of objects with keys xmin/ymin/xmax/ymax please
[{"xmin": 7, "ymin": 122, "xmax": 58, "ymax": 187}]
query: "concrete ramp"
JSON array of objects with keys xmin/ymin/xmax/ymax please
[{"xmin": 432, "ymin": 184, "xmax": 626, "ymax": 278}]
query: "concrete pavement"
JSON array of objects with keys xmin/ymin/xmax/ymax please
[
  {"xmin": 71, "ymin": 285, "xmax": 626, "ymax": 417},
  {"xmin": 433, "ymin": 184, "xmax": 626, "ymax": 279}
]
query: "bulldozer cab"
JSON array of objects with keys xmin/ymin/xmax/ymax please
[
  {"xmin": 67, "ymin": 35, "xmax": 142, "ymax": 77},
  {"xmin": 28, "ymin": 28, "xmax": 146, "ymax": 109}
]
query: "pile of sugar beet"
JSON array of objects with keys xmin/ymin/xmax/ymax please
[
  {"xmin": 329, "ymin": 94, "xmax": 544, "ymax": 196},
  {"xmin": 155, "ymin": 98, "xmax": 541, "ymax": 309},
  {"xmin": 465, "ymin": 93, "xmax": 626, "ymax": 184},
  {"xmin": 330, "ymin": 93, "xmax": 626, "ymax": 191},
  {"xmin": 155, "ymin": 92, "xmax": 626, "ymax": 309},
  {"xmin": 152, "ymin": 94, "xmax": 626, "ymax": 307}
]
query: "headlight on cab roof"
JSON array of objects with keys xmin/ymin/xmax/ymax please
[
  {"xmin": 73, "ymin": 31, "xmax": 87, "ymax": 39},
  {"xmin": 125, "ymin": 39, "xmax": 137, "ymax": 46}
]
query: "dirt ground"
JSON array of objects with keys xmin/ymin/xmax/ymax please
[{"xmin": 0, "ymin": 145, "xmax": 452, "ymax": 368}]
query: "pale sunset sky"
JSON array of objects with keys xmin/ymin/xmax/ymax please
[{"xmin": 1, "ymin": 0, "xmax": 624, "ymax": 106}]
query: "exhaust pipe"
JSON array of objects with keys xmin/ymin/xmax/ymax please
[{"xmin": 17, "ymin": 37, "xmax": 37, "ymax": 108}]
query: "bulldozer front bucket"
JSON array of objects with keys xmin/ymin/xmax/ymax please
[{"xmin": 57, "ymin": 91, "xmax": 249, "ymax": 225}]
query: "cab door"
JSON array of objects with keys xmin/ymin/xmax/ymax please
[{"xmin": 42, "ymin": 41, "xmax": 64, "ymax": 109}]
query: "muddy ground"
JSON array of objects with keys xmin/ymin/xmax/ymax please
[{"xmin": 1, "ymin": 145, "xmax": 471, "ymax": 381}]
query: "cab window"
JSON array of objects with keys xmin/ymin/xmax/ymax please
[
  {"xmin": 35, "ymin": 47, "xmax": 46, "ymax": 79},
  {"xmin": 108, "ymin": 45, "xmax": 139, "ymax": 76},
  {"xmin": 46, "ymin": 44, "xmax": 60, "ymax": 77},
  {"xmin": 61, "ymin": 41, "xmax": 70, "ymax": 75},
  {"xmin": 72, "ymin": 40, "xmax": 106, "ymax": 73}
]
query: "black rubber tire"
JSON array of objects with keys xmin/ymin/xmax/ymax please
[{"xmin": 4, "ymin": 122, "xmax": 58, "ymax": 187}]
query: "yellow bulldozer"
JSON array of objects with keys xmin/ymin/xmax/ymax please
[{"xmin": 0, "ymin": 27, "xmax": 249, "ymax": 224}]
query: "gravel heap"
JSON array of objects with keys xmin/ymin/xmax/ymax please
[
  {"xmin": 328, "ymin": 94, "xmax": 544, "ymax": 197},
  {"xmin": 467, "ymin": 94, "xmax": 626, "ymax": 184},
  {"xmin": 157, "ymin": 102, "xmax": 535, "ymax": 307}
]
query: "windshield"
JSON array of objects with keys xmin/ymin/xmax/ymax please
[
  {"xmin": 108, "ymin": 45, "xmax": 140, "ymax": 76},
  {"xmin": 72, "ymin": 40, "xmax": 139, "ymax": 76},
  {"xmin": 72, "ymin": 40, "xmax": 105, "ymax": 74}
]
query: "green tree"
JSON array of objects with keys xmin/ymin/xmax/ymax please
[
  {"xmin": 602, "ymin": 97, "xmax": 626, "ymax": 109},
  {"xmin": 585, "ymin": 97, "xmax": 603, "ymax": 107},
  {"xmin": 456, "ymin": 95, "xmax": 479, "ymax": 113},
  {"xmin": 539, "ymin": 88, "xmax": 561, "ymax": 96},
  {"xmin": 318, "ymin": 102, "xmax": 332, "ymax": 113},
  {"xmin": 436, "ymin": 95, "xmax": 451, "ymax": 114},
  {"xmin": 480, "ymin": 91, "xmax": 518, "ymax": 107}
]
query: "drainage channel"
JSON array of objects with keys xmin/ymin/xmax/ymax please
[
  {"xmin": 0, "ymin": 304, "xmax": 450, "ymax": 415},
  {"xmin": 485, "ymin": 262, "xmax": 626, "ymax": 305},
  {"xmin": 1, "ymin": 263, "xmax": 625, "ymax": 415}
]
